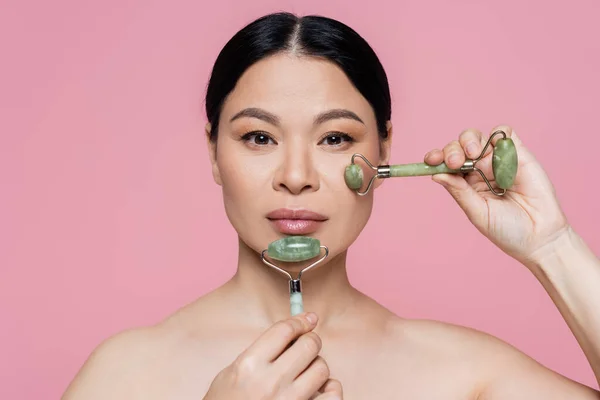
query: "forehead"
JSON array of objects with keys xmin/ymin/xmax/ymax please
[{"xmin": 221, "ymin": 53, "xmax": 375, "ymax": 123}]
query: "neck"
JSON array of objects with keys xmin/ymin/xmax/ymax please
[{"xmin": 225, "ymin": 236, "xmax": 358, "ymax": 327}]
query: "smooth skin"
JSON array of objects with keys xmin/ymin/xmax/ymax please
[{"xmin": 62, "ymin": 53, "xmax": 600, "ymax": 400}]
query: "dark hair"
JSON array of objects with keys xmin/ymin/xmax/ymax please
[{"xmin": 204, "ymin": 12, "xmax": 391, "ymax": 142}]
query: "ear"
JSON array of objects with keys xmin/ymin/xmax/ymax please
[
  {"xmin": 205, "ymin": 122, "xmax": 222, "ymax": 186},
  {"xmin": 373, "ymin": 121, "xmax": 393, "ymax": 189},
  {"xmin": 379, "ymin": 120, "xmax": 393, "ymax": 165}
]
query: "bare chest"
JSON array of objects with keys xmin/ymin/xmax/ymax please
[{"xmin": 141, "ymin": 340, "xmax": 477, "ymax": 400}]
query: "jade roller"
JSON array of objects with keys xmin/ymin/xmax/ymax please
[
  {"xmin": 345, "ymin": 129, "xmax": 518, "ymax": 196},
  {"xmin": 261, "ymin": 236, "xmax": 329, "ymax": 316}
]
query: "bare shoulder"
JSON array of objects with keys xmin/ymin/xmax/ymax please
[
  {"xmin": 387, "ymin": 318, "xmax": 600, "ymax": 400},
  {"xmin": 61, "ymin": 323, "xmax": 178, "ymax": 400},
  {"xmin": 61, "ymin": 290, "xmax": 241, "ymax": 400}
]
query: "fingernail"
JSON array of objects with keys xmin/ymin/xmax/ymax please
[
  {"xmin": 448, "ymin": 153, "xmax": 460, "ymax": 165},
  {"xmin": 306, "ymin": 312, "xmax": 318, "ymax": 324},
  {"xmin": 466, "ymin": 143, "xmax": 477, "ymax": 157}
]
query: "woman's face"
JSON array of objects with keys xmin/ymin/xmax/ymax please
[{"xmin": 207, "ymin": 53, "xmax": 391, "ymax": 263}]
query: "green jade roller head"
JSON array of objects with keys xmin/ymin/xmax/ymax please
[
  {"xmin": 345, "ymin": 129, "xmax": 518, "ymax": 196},
  {"xmin": 261, "ymin": 236, "xmax": 329, "ymax": 316}
]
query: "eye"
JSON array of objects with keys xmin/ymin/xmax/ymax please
[
  {"xmin": 241, "ymin": 131, "xmax": 277, "ymax": 146},
  {"xmin": 320, "ymin": 132, "xmax": 354, "ymax": 147}
]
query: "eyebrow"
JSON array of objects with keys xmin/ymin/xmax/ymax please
[
  {"xmin": 229, "ymin": 107, "xmax": 365, "ymax": 126},
  {"xmin": 230, "ymin": 108, "xmax": 280, "ymax": 126}
]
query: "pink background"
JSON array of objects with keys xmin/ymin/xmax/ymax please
[{"xmin": 2, "ymin": 0, "xmax": 599, "ymax": 398}]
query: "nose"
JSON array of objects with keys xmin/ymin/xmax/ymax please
[{"xmin": 272, "ymin": 143, "xmax": 320, "ymax": 195}]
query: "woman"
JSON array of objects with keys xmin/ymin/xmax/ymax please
[{"xmin": 62, "ymin": 12, "xmax": 600, "ymax": 400}]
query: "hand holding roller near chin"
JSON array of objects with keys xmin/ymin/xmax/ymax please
[{"xmin": 346, "ymin": 126, "xmax": 571, "ymax": 268}]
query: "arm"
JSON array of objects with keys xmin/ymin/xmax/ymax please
[
  {"xmin": 479, "ymin": 227, "xmax": 600, "ymax": 399},
  {"xmin": 529, "ymin": 227, "xmax": 600, "ymax": 384},
  {"xmin": 426, "ymin": 126, "xmax": 600, "ymax": 398}
]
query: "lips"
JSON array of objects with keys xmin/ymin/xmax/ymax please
[{"xmin": 266, "ymin": 208, "xmax": 328, "ymax": 235}]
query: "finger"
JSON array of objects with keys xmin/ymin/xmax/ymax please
[
  {"xmin": 493, "ymin": 126, "xmax": 537, "ymax": 168},
  {"xmin": 442, "ymin": 140, "xmax": 465, "ymax": 169},
  {"xmin": 308, "ymin": 378, "xmax": 343, "ymax": 400},
  {"xmin": 319, "ymin": 378, "xmax": 343, "ymax": 395},
  {"xmin": 275, "ymin": 331, "xmax": 322, "ymax": 380},
  {"xmin": 461, "ymin": 126, "xmax": 513, "ymax": 184},
  {"xmin": 424, "ymin": 148, "xmax": 444, "ymax": 166},
  {"xmin": 431, "ymin": 173, "xmax": 487, "ymax": 225},
  {"xmin": 293, "ymin": 356, "xmax": 331, "ymax": 399},
  {"xmin": 240, "ymin": 312, "xmax": 318, "ymax": 364},
  {"xmin": 458, "ymin": 128, "xmax": 484, "ymax": 159},
  {"xmin": 489, "ymin": 124, "xmax": 513, "ymax": 146},
  {"xmin": 489, "ymin": 125, "xmax": 527, "ymax": 156},
  {"xmin": 313, "ymin": 393, "xmax": 343, "ymax": 400}
]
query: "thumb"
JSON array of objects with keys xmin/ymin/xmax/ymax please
[{"xmin": 431, "ymin": 173, "xmax": 486, "ymax": 224}]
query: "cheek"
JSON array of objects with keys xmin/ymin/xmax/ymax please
[
  {"xmin": 220, "ymin": 164, "xmax": 258, "ymax": 207},
  {"xmin": 335, "ymin": 188, "xmax": 374, "ymax": 234},
  {"xmin": 321, "ymin": 161, "xmax": 375, "ymax": 249},
  {"xmin": 216, "ymin": 152, "xmax": 279, "ymax": 254},
  {"xmin": 217, "ymin": 154, "xmax": 271, "ymax": 222}
]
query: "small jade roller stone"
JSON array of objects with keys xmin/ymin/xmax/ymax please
[
  {"xmin": 344, "ymin": 164, "xmax": 363, "ymax": 190},
  {"xmin": 267, "ymin": 236, "xmax": 321, "ymax": 316}
]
